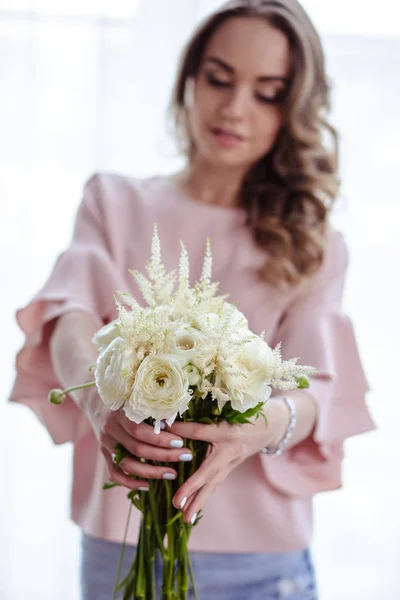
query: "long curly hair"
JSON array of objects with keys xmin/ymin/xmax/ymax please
[{"xmin": 169, "ymin": 0, "xmax": 339, "ymax": 288}]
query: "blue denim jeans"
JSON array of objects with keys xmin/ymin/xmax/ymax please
[{"xmin": 81, "ymin": 533, "xmax": 318, "ymax": 600}]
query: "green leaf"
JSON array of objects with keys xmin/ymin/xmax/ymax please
[
  {"xmin": 103, "ymin": 482, "xmax": 119, "ymax": 490},
  {"xmin": 113, "ymin": 443, "xmax": 129, "ymax": 465},
  {"xmin": 221, "ymin": 401, "xmax": 265, "ymax": 425}
]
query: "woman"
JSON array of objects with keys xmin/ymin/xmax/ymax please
[{"xmin": 10, "ymin": 1, "xmax": 375, "ymax": 598}]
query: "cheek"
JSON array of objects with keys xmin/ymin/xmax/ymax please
[
  {"xmin": 253, "ymin": 107, "xmax": 283, "ymax": 152},
  {"xmin": 191, "ymin": 87, "xmax": 215, "ymax": 127}
]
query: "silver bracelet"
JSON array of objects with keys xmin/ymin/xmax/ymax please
[{"xmin": 260, "ymin": 395, "xmax": 297, "ymax": 457}]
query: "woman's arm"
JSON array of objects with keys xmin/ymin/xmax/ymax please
[
  {"xmin": 50, "ymin": 310, "xmax": 107, "ymax": 427},
  {"xmin": 168, "ymin": 391, "xmax": 318, "ymax": 524},
  {"xmin": 49, "ymin": 310, "xmax": 194, "ymax": 488},
  {"xmin": 260, "ymin": 389, "xmax": 318, "ymax": 452}
]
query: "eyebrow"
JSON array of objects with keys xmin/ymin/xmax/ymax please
[{"xmin": 203, "ymin": 56, "xmax": 289, "ymax": 83}]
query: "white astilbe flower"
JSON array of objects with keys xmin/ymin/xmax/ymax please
[
  {"xmin": 115, "ymin": 291, "xmax": 141, "ymax": 311},
  {"xmin": 196, "ymin": 237, "xmax": 220, "ymax": 301},
  {"xmin": 266, "ymin": 343, "xmax": 316, "ymax": 390},
  {"xmin": 129, "ymin": 225, "xmax": 176, "ymax": 307},
  {"xmin": 178, "ymin": 241, "xmax": 190, "ymax": 289},
  {"xmin": 129, "ymin": 270, "xmax": 156, "ymax": 307}
]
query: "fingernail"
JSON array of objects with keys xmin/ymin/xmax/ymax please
[
  {"xmin": 190, "ymin": 512, "xmax": 197, "ymax": 525},
  {"xmin": 138, "ymin": 486, "xmax": 149, "ymax": 492},
  {"xmin": 160, "ymin": 421, "xmax": 166, "ymax": 430},
  {"xmin": 180, "ymin": 497, "xmax": 187, "ymax": 509},
  {"xmin": 170, "ymin": 439, "xmax": 184, "ymax": 448},
  {"xmin": 179, "ymin": 453, "xmax": 192, "ymax": 462},
  {"xmin": 163, "ymin": 473, "xmax": 177, "ymax": 480}
]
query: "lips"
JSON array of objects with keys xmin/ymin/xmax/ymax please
[{"xmin": 211, "ymin": 127, "xmax": 244, "ymax": 141}]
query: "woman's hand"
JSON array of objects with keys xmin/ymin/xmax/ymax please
[
  {"xmin": 168, "ymin": 411, "xmax": 284, "ymax": 524},
  {"xmin": 83, "ymin": 389, "xmax": 194, "ymax": 492}
]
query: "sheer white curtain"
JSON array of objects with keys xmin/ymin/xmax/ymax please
[{"xmin": 1, "ymin": 1, "xmax": 399, "ymax": 598}]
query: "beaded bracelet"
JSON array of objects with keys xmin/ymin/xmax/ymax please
[{"xmin": 260, "ymin": 395, "xmax": 297, "ymax": 457}]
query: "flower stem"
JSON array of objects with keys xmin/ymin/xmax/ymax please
[
  {"xmin": 64, "ymin": 381, "xmax": 96, "ymax": 394},
  {"xmin": 113, "ymin": 502, "xmax": 133, "ymax": 600},
  {"xmin": 148, "ymin": 482, "xmax": 168, "ymax": 561}
]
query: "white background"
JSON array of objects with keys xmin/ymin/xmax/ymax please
[{"xmin": 1, "ymin": 1, "xmax": 399, "ymax": 598}]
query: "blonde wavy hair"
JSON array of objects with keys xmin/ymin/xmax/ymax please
[{"xmin": 170, "ymin": 0, "xmax": 339, "ymax": 288}]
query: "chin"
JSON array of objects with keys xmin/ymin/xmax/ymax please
[{"xmin": 198, "ymin": 146, "xmax": 251, "ymax": 171}]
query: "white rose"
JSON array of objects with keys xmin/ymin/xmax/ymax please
[
  {"xmin": 92, "ymin": 319, "xmax": 120, "ymax": 351},
  {"xmin": 95, "ymin": 337, "xmax": 136, "ymax": 410},
  {"xmin": 124, "ymin": 355, "xmax": 191, "ymax": 433}
]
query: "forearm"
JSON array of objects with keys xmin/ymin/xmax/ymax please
[
  {"xmin": 262, "ymin": 389, "xmax": 318, "ymax": 451},
  {"xmin": 49, "ymin": 310, "xmax": 102, "ymax": 412}
]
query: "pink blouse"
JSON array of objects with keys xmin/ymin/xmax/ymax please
[{"xmin": 9, "ymin": 173, "xmax": 375, "ymax": 552}]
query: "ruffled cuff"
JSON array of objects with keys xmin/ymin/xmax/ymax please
[
  {"xmin": 261, "ymin": 311, "xmax": 376, "ymax": 497},
  {"xmin": 9, "ymin": 290, "xmax": 99, "ymax": 444},
  {"xmin": 9, "ymin": 183, "xmax": 126, "ymax": 444}
]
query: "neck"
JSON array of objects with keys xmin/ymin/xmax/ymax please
[{"xmin": 175, "ymin": 159, "xmax": 247, "ymax": 208}]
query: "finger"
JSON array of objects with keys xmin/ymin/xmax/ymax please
[
  {"xmin": 119, "ymin": 417, "xmax": 186, "ymax": 450},
  {"xmin": 115, "ymin": 424, "xmax": 194, "ymax": 465},
  {"xmin": 181, "ymin": 481, "xmax": 218, "ymax": 525},
  {"xmin": 172, "ymin": 453, "xmax": 221, "ymax": 510},
  {"xmin": 103, "ymin": 429, "xmax": 180, "ymax": 481},
  {"xmin": 168, "ymin": 420, "xmax": 227, "ymax": 443},
  {"xmin": 117, "ymin": 453, "xmax": 180, "ymax": 481},
  {"xmin": 102, "ymin": 448, "xmax": 149, "ymax": 491}
]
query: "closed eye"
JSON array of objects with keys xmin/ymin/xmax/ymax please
[
  {"xmin": 256, "ymin": 92, "xmax": 285, "ymax": 105},
  {"xmin": 206, "ymin": 72, "xmax": 286, "ymax": 104},
  {"xmin": 206, "ymin": 73, "xmax": 232, "ymax": 88}
]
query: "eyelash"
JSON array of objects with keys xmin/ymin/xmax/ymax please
[{"xmin": 205, "ymin": 73, "xmax": 283, "ymax": 105}]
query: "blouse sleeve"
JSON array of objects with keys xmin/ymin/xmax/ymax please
[
  {"xmin": 261, "ymin": 230, "xmax": 376, "ymax": 496},
  {"xmin": 8, "ymin": 174, "xmax": 126, "ymax": 445}
]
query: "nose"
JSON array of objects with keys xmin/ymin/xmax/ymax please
[{"xmin": 219, "ymin": 86, "xmax": 249, "ymax": 122}]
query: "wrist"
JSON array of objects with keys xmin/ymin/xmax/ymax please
[
  {"xmin": 263, "ymin": 396, "xmax": 290, "ymax": 450},
  {"xmin": 249, "ymin": 397, "xmax": 289, "ymax": 454}
]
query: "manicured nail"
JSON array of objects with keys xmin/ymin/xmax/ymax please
[
  {"xmin": 179, "ymin": 453, "xmax": 192, "ymax": 462},
  {"xmin": 190, "ymin": 512, "xmax": 197, "ymax": 525},
  {"xmin": 163, "ymin": 473, "xmax": 177, "ymax": 480},
  {"xmin": 170, "ymin": 439, "xmax": 184, "ymax": 448},
  {"xmin": 138, "ymin": 486, "xmax": 149, "ymax": 492},
  {"xmin": 160, "ymin": 421, "xmax": 166, "ymax": 430},
  {"xmin": 180, "ymin": 497, "xmax": 187, "ymax": 509}
]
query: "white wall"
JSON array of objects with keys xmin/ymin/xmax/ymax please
[{"xmin": 1, "ymin": 2, "xmax": 399, "ymax": 598}]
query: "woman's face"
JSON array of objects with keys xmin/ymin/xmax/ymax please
[{"xmin": 188, "ymin": 17, "xmax": 291, "ymax": 170}]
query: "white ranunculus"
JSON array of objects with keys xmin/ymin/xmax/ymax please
[
  {"xmin": 224, "ymin": 370, "xmax": 272, "ymax": 413},
  {"xmin": 92, "ymin": 319, "xmax": 121, "ymax": 351},
  {"xmin": 164, "ymin": 326, "xmax": 216, "ymax": 371},
  {"xmin": 95, "ymin": 337, "xmax": 136, "ymax": 410},
  {"xmin": 235, "ymin": 338, "xmax": 275, "ymax": 374},
  {"xmin": 124, "ymin": 355, "xmax": 191, "ymax": 433},
  {"xmin": 218, "ymin": 338, "xmax": 274, "ymax": 412}
]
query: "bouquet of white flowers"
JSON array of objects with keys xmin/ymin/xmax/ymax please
[{"xmin": 49, "ymin": 225, "xmax": 315, "ymax": 600}]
